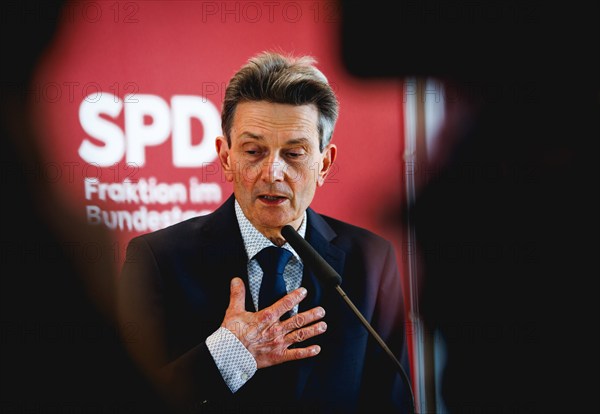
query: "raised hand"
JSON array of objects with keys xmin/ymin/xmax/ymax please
[{"xmin": 221, "ymin": 277, "xmax": 327, "ymax": 369}]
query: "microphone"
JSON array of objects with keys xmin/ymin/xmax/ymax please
[
  {"xmin": 281, "ymin": 225, "xmax": 416, "ymax": 414},
  {"xmin": 281, "ymin": 225, "xmax": 342, "ymax": 288}
]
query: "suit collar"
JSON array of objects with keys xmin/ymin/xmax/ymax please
[
  {"xmin": 200, "ymin": 193, "xmax": 240, "ymax": 243},
  {"xmin": 203, "ymin": 197, "xmax": 345, "ymax": 278},
  {"xmin": 305, "ymin": 207, "xmax": 346, "ymax": 280},
  {"xmin": 198, "ymin": 196, "xmax": 346, "ymax": 317}
]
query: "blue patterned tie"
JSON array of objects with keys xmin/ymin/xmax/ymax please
[{"xmin": 256, "ymin": 246, "xmax": 293, "ymax": 320}]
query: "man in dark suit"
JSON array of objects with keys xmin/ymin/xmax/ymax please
[{"xmin": 117, "ymin": 51, "xmax": 410, "ymax": 414}]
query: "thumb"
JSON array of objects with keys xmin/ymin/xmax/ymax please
[{"xmin": 227, "ymin": 277, "xmax": 246, "ymax": 313}]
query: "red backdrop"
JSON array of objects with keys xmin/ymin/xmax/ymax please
[
  {"xmin": 30, "ymin": 0, "xmax": 409, "ymax": 380},
  {"xmin": 32, "ymin": 1, "xmax": 405, "ymax": 270}
]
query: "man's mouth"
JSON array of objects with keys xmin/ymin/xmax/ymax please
[{"xmin": 258, "ymin": 195, "xmax": 288, "ymax": 204}]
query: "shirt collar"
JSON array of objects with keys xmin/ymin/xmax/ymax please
[{"xmin": 234, "ymin": 198, "xmax": 306, "ymax": 263}]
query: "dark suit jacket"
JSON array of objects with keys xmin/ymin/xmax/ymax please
[{"xmin": 118, "ymin": 194, "xmax": 410, "ymax": 413}]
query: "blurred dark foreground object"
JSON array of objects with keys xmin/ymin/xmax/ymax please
[
  {"xmin": 340, "ymin": 1, "xmax": 599, "ymax": 412},
  {"xmin": 341, "ymin": 0, "xmax": 598, "ymax": 82},
  {"xmin": 1, "ymin": 1, "xmax": 173, "ymax": 412}
]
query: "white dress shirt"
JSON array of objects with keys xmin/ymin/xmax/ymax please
[{"xmin": 205, "ymin": 199, "xmax": 306, "ymax": 392}]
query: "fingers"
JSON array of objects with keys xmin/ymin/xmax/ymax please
[
  {"xmin": 265, "ymin": 287, "xmax": 307, "ymax": 322},
  {"xmin": 227, "ymin": 285, "xmax": 328, "ymax": 369},
  {"xmin": 283, "ymin": 306, "xmax": 325, "ymax": 332},
  {"xmin": 250, "ymin": 301, "xmax": 328, "ymax": 369},
  {"xmin": 254, "ymin": 333, "xmax": 324, "ymax": 368},
  {"xmin": 227, "ymin": 277, "xmax": 246, "ymax": 313},
  {"xmin": 266, "ymin": 306, "xmax": 328, "ymax": 351},
  {"xmin": 284, "ymin": 345, "xmax": 322, "ymax": 361},
  {"xmin": 286, "ymin": 320, "xmax": 327, "ymax": 345},
  {"xmin": 282, "ymin": 307, "xmax": 327, "ymax": 346},
  {"xmin": 276, "ymin": 317, "xmax": 326, "ymax": 364},
  {"xmin": 258, "ymin": 292, "xmax": 325, "ymax": 338}
]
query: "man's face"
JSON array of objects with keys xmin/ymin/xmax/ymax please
[{"xmin": 216, "ymin": 101, "xmax": 336, "ymax": 241}]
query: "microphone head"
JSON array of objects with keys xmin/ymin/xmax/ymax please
[
  {"xmin": 281, "ymin": 225, "xmax": 342, "ymax": 287},
  {"xmin": 281, "ymin": 225, "xmax": 296, "ymax": 240}
]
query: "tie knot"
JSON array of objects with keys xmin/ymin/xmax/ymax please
[{"xmin": 254, "ymin": 246, "xmax": 293, "ymax": 278}]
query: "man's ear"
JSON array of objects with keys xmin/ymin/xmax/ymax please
[
  {"xmin": 215, "ymin": 136, "xmax": 234, "ymax": 182},
  {"xmin": 317, "ymin": 144, "xmax": 337, "ymax": 187}
]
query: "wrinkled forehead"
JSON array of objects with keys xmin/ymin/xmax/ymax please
[{"xmin": 231, "ymin": 101, "xmax": 320, "ymax": 143}]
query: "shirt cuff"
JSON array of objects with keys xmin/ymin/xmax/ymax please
[{"xmin": 205, "ymin": 326, "xmax": 257, "ymax": 393}]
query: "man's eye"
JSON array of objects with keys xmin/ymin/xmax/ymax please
[{"xmin": 286, "ymin": 151, "xmax": 305, "ymax": 159}]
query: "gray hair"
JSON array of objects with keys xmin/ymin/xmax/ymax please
[{"xmin": 221, "ymin": 51, "xmax": 339, "ymax": 151}]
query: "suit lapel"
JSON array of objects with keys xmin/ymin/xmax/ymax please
[
  {"xmin": 295, "ymin": 208, "xmax": 346, "ymax": 399},
  {"xmin": 299, "ymin": 208, "xmax": 346, "ymax": 309},
  {"xmin": 198, "ymin": 194, "xmax": 253, "ymax": 310}
]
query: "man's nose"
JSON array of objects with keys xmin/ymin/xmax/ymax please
[{"xmin": 261, "ymin": 153, "xmax": 285, "ymax": 182}]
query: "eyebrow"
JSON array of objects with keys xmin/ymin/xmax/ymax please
[
  {"xmin": 238, "ymin": 132, "xmax": 311, "ymax": 146},
  {"xmin": 239, "ymin": 131, "xmax": 263, "ymax": 140},
  {"xmin": 286, "ymin": 138, "xmax": 311, "ymax": 146}
]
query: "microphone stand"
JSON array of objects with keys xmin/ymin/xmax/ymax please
[
  {"xmin": 281, "ymin": 225, "xmax": 416, "ymax": 414},
  {"xmin": 336, "ymin": 284, "xmax": 415, "ymax": 414}
]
